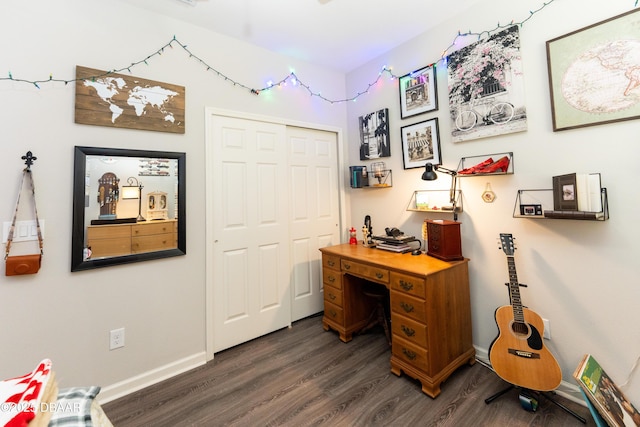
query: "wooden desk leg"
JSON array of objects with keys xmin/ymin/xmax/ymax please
[{"xmin": 322, "ymin": 318, "xmax": 353, "ymax": 342}]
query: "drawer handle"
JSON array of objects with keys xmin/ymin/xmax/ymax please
[
  {"xmin": 400, "ymin": 302, "xmax": 414, "ymax": 313},
  {"xmin": 402, "ymin": 348, "xmax": 417, "ymax": 360},
  {"xmin": 375, "ymin": 272, "xmax": 383, "ymax": 279},
  {"xmin": 400, "ymin": 280, "xmax": 413, "ymax": 291},
  {"xmin": 329, "ymin": 293, "xmax": 336, "ymax": 300},
  {"xmin": 344, "ymin": 264, "xmax": 351, "ymax": 270},
  {"xmin": 401, "ymin": 325, "xmax": 415, "ymax": 337},
  {"xmin": 328, "ymin": 260, "xmax": 335, "ymax": 267},
  {"xmin": 328, "ymin": 276, "xmax": 335, "ymax": 283},
  {"xmin": 328, "ymin": 310, "xmax": 337, "ymax": 318}
]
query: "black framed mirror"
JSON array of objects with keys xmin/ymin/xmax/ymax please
[{"xmin": 71, "ymin": 146, "xmax": 186, "ymax": 271}]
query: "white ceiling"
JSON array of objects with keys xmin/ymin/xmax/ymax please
[{"xmin": 117, "ymin": 0, "xmax": 484, "ymax": 72}]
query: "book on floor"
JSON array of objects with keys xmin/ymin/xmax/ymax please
[{"xmin": 573, "ymin": 354, "xmax": 640, "ymax": 426}]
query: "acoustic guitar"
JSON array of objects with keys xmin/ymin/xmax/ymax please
[{"xmin": 488, "ymin": 233, "xmax": 562, "ymax": 391}]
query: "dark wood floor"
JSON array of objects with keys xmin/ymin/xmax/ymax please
[{"xmin": 103, "ymin": 314, "xmax": 594, "ymax": 426}]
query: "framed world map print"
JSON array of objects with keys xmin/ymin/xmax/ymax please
[
  {"xmin": 546, "ymin": 8, "xmax": 640, "ymax": 131},
  {"xmin": 75, "ymin": 65, "xmax": 185, "ymax": 133}
]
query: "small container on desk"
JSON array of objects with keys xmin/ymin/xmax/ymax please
[{"xmin": 424, "ymin": 219, "xmax": 463, "ymax": 261}]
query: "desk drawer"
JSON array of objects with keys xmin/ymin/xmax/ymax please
[
  {"xmin": 322, "ymin": 269, "xmax": 342, "ymax": 290},
  {"xmin": 87, "ymin": 236, "xmax": 132, "ymax": 258},
  {"xmin": 132, "ymin": 232, "xmax": 177, "ymax": 253},
  {"xmin": 390, "ymin": 272, "xmax": 426, "ymax": 299},
  {"xmin": 323, "ymin": 300, "xmax": 344, "ymax": 326},
  {"xmin": 87, "ymin": 225, "xmax": 131, "ymax": 240},
  {"xmin": 391, "ymin": 291, "xmax": 426, "ymax": 323},
  {"xmin": 341, "ymin": 259, "xmax": 389, "ymax": 283},
  {"xmin": 391, "ymin": 313, "xmax": 427, "ymax": 348},
  {"xmin": 392, "ymin": 335, "xmax": 429, "ymax": 371},
  {"xmin": 324, "ymin": 284, "xmax": 343, "ymax": 307},
  {"xmin": 131, "ymin": 221, "xmax": 176, "ymax": 237},
  {"xmin": 322, "ymin": 254, "xmax": 341, "ymax": 271}
]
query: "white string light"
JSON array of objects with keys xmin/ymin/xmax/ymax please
[{"xmin": 3, "ymin": 1, "xmax": 630, "ymax": 104}]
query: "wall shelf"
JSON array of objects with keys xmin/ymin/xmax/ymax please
[
  {"xmin": 367, "ymin": 169, "xmax": 392, "ymax": 188},
  {"xmin": 456, "ymin": 151, "xmax": 514, "ymax": 176},
  {"xmin": 349, "ymin": 166, "xmax": 392, "ymax": 188},
  {"xmin": 513, "ymin": 188, "xmax": 609, "ymax": 221},
  {"xmin": 406, "ymin": 190, "xmax": 462, "ymax": 214}
]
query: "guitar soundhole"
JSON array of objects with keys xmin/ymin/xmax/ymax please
[{"xmin": 510, "ymin": 321, "xmax": 530, "ymax": 338}]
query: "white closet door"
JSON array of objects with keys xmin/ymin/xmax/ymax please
[
  {"xmin": 287, "ymin": 126, "xmax": 340, "ymax": 321},
  {"xmin": 210, "ymin": 115, "xmax": 291, "ymax": 352}
]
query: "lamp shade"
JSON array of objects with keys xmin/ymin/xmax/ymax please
[
  {"xmin": 421, "ymin": 163, "xmax": 438, "ymax": 181},
  {"xmin": 121, "ymin": 186, "xmax": 140, "ymax": 200}
]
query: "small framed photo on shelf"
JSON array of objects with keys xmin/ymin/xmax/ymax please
[
  {"xmin": 398, "ymin": 65, "xmax": 438, "ymax": 119},
  {"xmin": 552, "ymin": 173, "xmax": 578, "ymax": 211},
  {"xmin": 400, "ymin": 118, "xmax": 441, "ymax": 170}
]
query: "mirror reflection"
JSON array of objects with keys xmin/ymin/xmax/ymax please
[{"xmin": 72, "ymin": 146, "xmax": 186, "ymax": 271}]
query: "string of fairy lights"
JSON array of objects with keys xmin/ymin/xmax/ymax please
[{"xmin": 0, "ymin": 0, "xmax": 635, "ymax": 104}]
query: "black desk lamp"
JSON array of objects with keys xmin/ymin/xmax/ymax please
[{"xmin": 421, "ymin": 163, "xmax": 459, "ymax": 221}]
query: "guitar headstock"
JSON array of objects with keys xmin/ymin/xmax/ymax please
[{"xmin": 499, "ymin": 233, "xmax": 516, "ymax": 256}]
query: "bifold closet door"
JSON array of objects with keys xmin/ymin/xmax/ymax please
[
  {"xmin": 287, "ymin": 126, "xmax": 340, "ymax": 322},
  {"xmin": 210, "ymin": 115, "xmax": 291, "ymax": 352}
]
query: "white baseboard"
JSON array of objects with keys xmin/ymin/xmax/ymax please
[
  {"xmin": 97, "ymin": 352, "xmax": 207, "ymax": 404},
  {"xmin": 473, "ymin": 345, "xmax": 586, "ymax": 407}
]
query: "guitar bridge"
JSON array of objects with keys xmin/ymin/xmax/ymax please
[{"xmin": 509, "ymin": 348, "xmax": 540, "ymax": 359}]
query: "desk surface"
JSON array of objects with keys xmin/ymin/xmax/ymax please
[{"xmin": 319, "ymin": 243, "xmax": 468, "ymax": 278}]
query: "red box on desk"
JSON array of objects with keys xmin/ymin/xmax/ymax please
[{"xmin": 425, "ymin": 219, "xmax": 463, "ymax": 261}]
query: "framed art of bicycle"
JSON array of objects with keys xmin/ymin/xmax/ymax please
[
  {"xmin": 447, "ymin": 25, "xmax": 527, "ymax": 142},
  {"xmin": 398, "ymin": 64, "xmax": 438, "ymax": 119},
  {"xmin": 400, "ymin": 118, "xmax": 441, "ymax": 170},
  {"xmin": 546, "ymin": 8, "xmax": 640, "ymax": 131}
]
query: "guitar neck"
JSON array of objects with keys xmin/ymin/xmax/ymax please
[{"xmin": 506, "ymin": 256, "xmax": 524, "ymax": 323}]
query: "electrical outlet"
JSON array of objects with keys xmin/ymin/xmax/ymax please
[
  {"xmin": 110, "ymin": 328, "xmax": 125, "ymax": 350},
  {"xmin": 542, "ymin": 318, "xmax": 551, "ymax": 340}
]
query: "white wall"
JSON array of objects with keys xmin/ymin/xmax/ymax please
[
  {"xmin": 0, "ymin": 0, "xmax": 347, "ymax": 400},
  {"xmin": 346, "ymin": 0, "xmax": 640, "ymax": 403}
]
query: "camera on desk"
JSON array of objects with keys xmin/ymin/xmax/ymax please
[{"xmin": 385, "ymin": 227, "xmax": 403, "ymax": 238}]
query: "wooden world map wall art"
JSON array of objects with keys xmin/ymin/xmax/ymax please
[{"xmin": 75, "ymin": 65, "xmax": 185, "ymax": 134}]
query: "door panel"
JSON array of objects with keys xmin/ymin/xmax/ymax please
[
  {"xmin": 212, "ymin": 116, "xmax": 291, "ymax": 352},
  {"xmin": 288, "ymin": 127, "xmax": 340, "ymax": 321},
  {"xmin": 222, "ymin": 249, "xmax": 249, "ymax": 321}
]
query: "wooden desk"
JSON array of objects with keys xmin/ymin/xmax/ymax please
[{"xmin": 319, "ymin": 243, "xmax": 475, "ymax": 398}]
